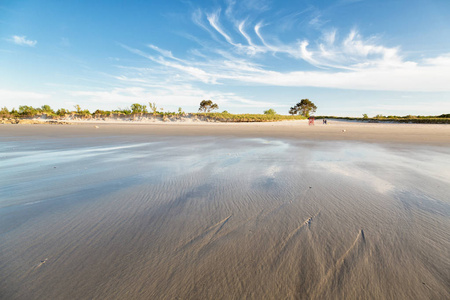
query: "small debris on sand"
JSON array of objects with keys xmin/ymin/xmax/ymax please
[{"xmin": 35, "ymin": 258, "xmax": 48, "ymax": 269}]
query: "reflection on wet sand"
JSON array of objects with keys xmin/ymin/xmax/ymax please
[{"xmin": 1, "ymin": 136, "xmax": 449, "ymax": 299}]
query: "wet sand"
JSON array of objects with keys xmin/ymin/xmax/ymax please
[{"xmin": 0, "ymin": 122, "xmax": 449, "ymax": 299}]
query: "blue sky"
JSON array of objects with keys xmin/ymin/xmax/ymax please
[{"xmin": 1, "ymin": 0, "xmax": 450, "ymax": 116}]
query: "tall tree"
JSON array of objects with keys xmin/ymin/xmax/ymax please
[
  {"xmin": 289, "ymin": 99, "xmax": 317, "ymax": 117},
  {"xmin": 198, "ymin": 100, "xmax": 219, "ymax": 112}
]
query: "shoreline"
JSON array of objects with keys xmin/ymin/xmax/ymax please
[
  {"xmin": 2, "ymin": 112, "xmax": 450, "ymax": 126},
  {"xmin": 1, "ymin": 120, "xmax": 449, "ymax": 145}
]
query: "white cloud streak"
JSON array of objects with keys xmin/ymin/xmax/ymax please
[
  {"xmin": 146, "ymin": 11, "xmax": 450, "ymax": 92},
  {"xmin": 126, "ymin": 38, "xmax": 450, "ymax": 91},
  {"xmin": 238, "ymin": 20, "xmax": 254, "ymax": 46},
  {"xmin": 191, "ymin": 8, "xmax": 410, "ymax": 70},
  {"xmin": 207, "ymin": 10, "xmax": 235, "ymax": 45},
  {"xmin": 121, "ymin": 44, "xmax": 217, "ymax": 84},
  {"xmin": 11, "ymin": 35, "xmax": 37, "ymax": 47}
]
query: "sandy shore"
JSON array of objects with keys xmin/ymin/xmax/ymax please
[
  {"xmin": 1, "ymin": 120, "xmax": 449, "ymax": 145},
  {"xmin": 1, "ymin": 122, "xmax": 449, "ymax": 299}
]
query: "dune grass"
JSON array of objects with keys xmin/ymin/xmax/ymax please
[
  {"xmin": 191, "ymin": 112, "xmax": 306, "ymax": 122},
  {"xmin": 316, "ymin": 115, "xmax": 450, "ymax": 124}
]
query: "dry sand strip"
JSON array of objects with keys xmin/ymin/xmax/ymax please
[{"xmin": 1, "ymin": 120, "xmax": 449, "ymax": 145}]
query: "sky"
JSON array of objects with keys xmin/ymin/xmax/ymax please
[{"xmin": 1, "ymin": 0, "xmax": 450, "ymax": 116}]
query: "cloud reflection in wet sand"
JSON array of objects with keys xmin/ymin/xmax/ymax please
[{"xmin": 1, "ymin": 137, "xmax": 449, "ymax": 299}]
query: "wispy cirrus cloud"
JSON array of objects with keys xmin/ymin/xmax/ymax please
[
  {"xmin": 296, "ymin": 29, "xmax": 404, "ymax": 70},
  {"xmin": 201, "ymin": 10, "xmax": 267, "ymax": 56},
  {"xmin": 238, "ymin": 20, "xmax": 254, "ymax": 46},
  {"xmin": 189, "ymin": 7, "xmax": 403, "ymax": 71},
  {"xmin": 122, "ymin": 26, "xmax": 450, "ymax": 92},
  {"xmin": 10, "ymin": 35, "xmax": 37, "ymax": 47},
  {"xmin": 207, "ymin": 10, "xmax": 235, "ymax": 45},
  {"xmin": 109, "ymin": 1, "xmax": 450, "ymax": 115},
  {"xmin": 121, "ymin": 44, "xmax": 217, "ymax": 84},
  {"xmin": 191, "ymin": 7, "xmax": 405, "ymax": 70}
]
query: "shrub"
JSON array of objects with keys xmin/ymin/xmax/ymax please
[
  {"xmin": 56, "ymin": 108, "xmax": 70, "ymax": 116},
  {"xmin": 191, "ymin": 112, "xmax": 306, "ymax": 122},
  {"xmin": 0, "ymin": 107, "xmax": 11, "ymax": 118},
  {"xmin": 131, "ymin": 103, "xmax": 147, "ymax": 114},
  {"xmin": 264, "ymin": 109, "xmax": 277, "ymax": 115},
  {"xmin": 148, "ymin": 102, "xmax": 158, "ymax": 114},
  {"xmin": 41, "ymin": 105, "xmax": 54, "ymax": 114},
  {"xmin": 18, "ymin": 105, "xmax": 38, "ymax": 117}
]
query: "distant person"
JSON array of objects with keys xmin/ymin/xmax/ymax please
[{"xmin": 308, "ymin": 117, "xmax": 315, "ymax": 125}]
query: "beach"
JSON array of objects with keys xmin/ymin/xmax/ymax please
[
  {"xmin": 1, "ymin": 121, "xmax": 449, "ymax": 299},
  {"xmin": 2, "ymin": 119, "xmax": 450, "ymax": 144}
]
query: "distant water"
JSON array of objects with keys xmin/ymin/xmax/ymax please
[{"xmin": 1, "ymin": 136, "xmax": 449, "ymax": 299}]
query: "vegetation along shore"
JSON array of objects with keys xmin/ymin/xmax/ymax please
[{"xmin": 1, "ymin": 99, "xmax": 449, "ymax": 124}]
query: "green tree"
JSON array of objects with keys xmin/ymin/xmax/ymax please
[
  {"xmin": 41, "ymin": 105, "xmax": 54, "ymax": 114},
  {"xmin": 289, "ymin": 99, "xmax": 317, "ymax": 117},
  {"xmin": 0, "ymin": 107, "xmax": 10, "ymax": 118},
  {"xmin": 288, "ymin": 107, "xmax": 296, "ymax": 115},
  {"xmin": 79, "ymin": 109, "xmax": 91, "ymax": 116},
  {"xmin": 10, "ymin": 108, "xmax": 19, "ymax": 117},
  {"xmin": 93, "ymin": 109, "xmax": 111, "ymax": 116},
  {"xmin": 362, "ymin": 114, "xmax": 368, "ymax": 119},
  {"xmin": 198, "ymin": 100, "xmax": 219, "ymax": 112},
  {"xmin": 56, "ymin": 108, "xmax": 69, "ymax": 116},
  {"xmin": 131, "ymin": 103, "xmax": 147, "ymax": 114},
  {"xmin": 18, "ymin": 105, "xmax": 37, "ymax": 117},
  {"xmin": 264, "ymin": 108, "xmax": 277, "ymax": 115}
]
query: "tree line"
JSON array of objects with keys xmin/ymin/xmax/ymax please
[{"xmin": 1, "ymin": 99, "xmax": 318, "ymax": 118}]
